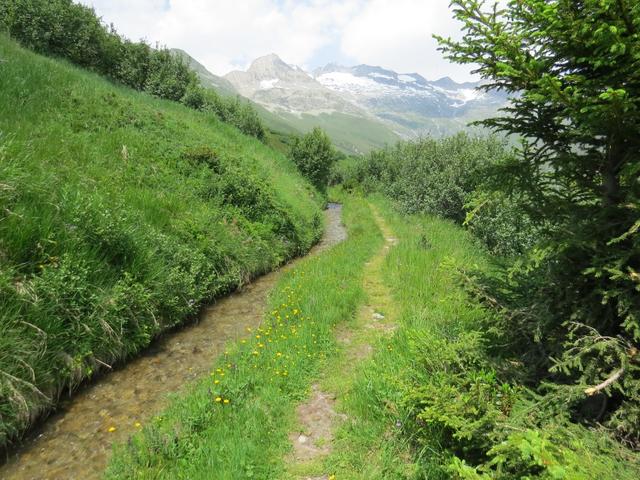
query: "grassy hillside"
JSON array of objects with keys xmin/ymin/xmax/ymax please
[{"xmin": 0, "ymin": 35, "xmax": 322, "ymax": 448}]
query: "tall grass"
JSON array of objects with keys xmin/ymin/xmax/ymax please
[
  {"xmin": 323, "ymin": 196, "xmax": 640, "ymax": 479},
  {"xmin": 106, "ymin": 196, "xmax": 383, "ymax": 479},
  {"xmin": 0, "ymin": 36, "xmax": 322, "ymax": 448}
]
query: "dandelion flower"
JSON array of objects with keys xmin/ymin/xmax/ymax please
[
  {"xmin": 215, "ymin": 397, "xmax": 222, "ymax": 402},
  {"xmin": 107, "ymin": 426, "xmax": 116, "ymax": 433},
  {"xmin": 223, "ymin": 399, "xmax": 230, "ymax": 404}
]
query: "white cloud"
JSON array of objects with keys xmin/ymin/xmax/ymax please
[
  {"xmin": 340, "ymin": 0, "xmax": 475, "ymax": 81},
  {"xmin": 78, "ymin": 0, "xmax": 476, "ymax": 81}
]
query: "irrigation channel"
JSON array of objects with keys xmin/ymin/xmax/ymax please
[{"xmin": 0, "ymin": 204, "xmax": 347, "ymax": 480}]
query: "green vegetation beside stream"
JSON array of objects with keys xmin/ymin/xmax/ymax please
[
  {"xmin": 0, "ymin": 35, "xmax": 322, "ymax": 448},
  {"xmin": 106, "ymin": 196, "xmax": 382, "ymax": 479},
  {"xmin": 323, "ymin": 197, "xmax": 640, "ymax": 479},
  {"xmin": 106, "ymin": 193, "xmax": 640, "ymax": 479}
]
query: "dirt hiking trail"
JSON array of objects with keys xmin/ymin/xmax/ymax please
[{"xmin": 285, "ymin": 205, "xmax": 398, "ymax": 480}]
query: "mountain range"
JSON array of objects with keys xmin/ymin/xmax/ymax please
[{"xmin": 179, "ymin": 51, "xmax": 508, "ymax": 154}]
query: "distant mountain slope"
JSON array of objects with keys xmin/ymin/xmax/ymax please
[
  {"xmin": 225, "ymin": 54, "xmax": 363, "ymax": 115},
  {"xmin": 170, "ymin": 48, "xmax": 237, "ymax": 96},
  {"xmin": 179, "ymin": 50, "xmax": 507, "ymax": 152},
  {"xmin": 223, "ymin": 54, "xmax": 399, "ymax": 154},
  {"xmin": 223, "ymin": 54, "xmax": 508, "ymax": 143},
  {"xmin": 313, "ymin": 64, "xmax": 508, "ymax": 137}
]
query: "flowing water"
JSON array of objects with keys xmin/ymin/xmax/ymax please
[{"xmin": 0, "ymin": 204, "xmax": 346, "ymax": 480}]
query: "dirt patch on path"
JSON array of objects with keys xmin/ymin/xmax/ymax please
[
  {"xmin": 285, "ymin": 204, "xmax": 398, "ymax": 479},
  {"xmin": 288, "ymin": 385, "xmax": 346, "ymax": 463}
]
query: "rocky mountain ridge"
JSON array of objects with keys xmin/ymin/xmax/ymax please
[
  {"xmin": 222, "ymin": 54, "xmax": 507, "ymax": 138},
  {"xmin": 224, "ymin": 54, "xmax": 365, "ymax": 116}
]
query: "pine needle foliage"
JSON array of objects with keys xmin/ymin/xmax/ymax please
[{"xmin": 436, "ymin": 0, "xmax": 640, "ymax": 444}]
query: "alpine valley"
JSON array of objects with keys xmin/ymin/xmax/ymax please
[{"xmin": 182, "ymin": 51, "xmax": 508, "ymax": 154}]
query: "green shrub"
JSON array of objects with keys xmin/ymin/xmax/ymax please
[
  {"xmin": 451, "ymin": 425, "xmax": 640, "ymax": 480},
  {"xmin": 340, "ymin": 134, "xmax": 510, "ymax": 223},
  {"xmin": 289, "ymin": 127, "xmax": 337, "ymax": 192},
  {"xmin": 438, "ymin": 0, "xmax": 640, "ymax": 446},
  {"xmin": 464, "ymin": 190, "xmax": 542, "ymax": 256}
]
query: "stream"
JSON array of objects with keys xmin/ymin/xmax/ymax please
[{"xmin": 0, "ymin": 204, "xmax": 346, "ymax": 480}]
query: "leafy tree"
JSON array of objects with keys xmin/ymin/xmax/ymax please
[
  {"xmin": 289, "ymin": 127, "xmax": 337, "ymax": 191},
  {"xmin": 144, "ymin": 48, "xmax": 195, "ymax": 102},
  {"xmin": 437, "ymin": 0, "xmax": 640, "ymax": 443}
]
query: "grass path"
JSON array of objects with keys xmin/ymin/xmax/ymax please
[{"xmin": 283, "ymin": 205, "xmax": 401, "ymax": 480}]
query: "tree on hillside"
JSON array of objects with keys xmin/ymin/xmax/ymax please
[
  {"xmin": 437, "ymin": 0, "xmax": 640, "ymax": 443},
  {"xmin": 289, "ymin": 127, "xmax": 337, "ymax": 192}
]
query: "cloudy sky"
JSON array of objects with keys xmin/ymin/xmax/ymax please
[{"xmin": 78, "ymin": 0, "xmax": 476, "ymax": 82}]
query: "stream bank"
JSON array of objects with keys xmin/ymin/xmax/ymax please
[{"xmin": 0, "ymin": 205, "xmax": 346, "ymax": 480}]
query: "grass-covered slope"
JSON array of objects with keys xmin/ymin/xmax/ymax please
[
  {"xmin": 276, "ymin": 111, "xmax": 400, "ymax": 156},
  {"xmin": 0, "ymin": 35, "xmax": 322, "ymax": 447}
]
